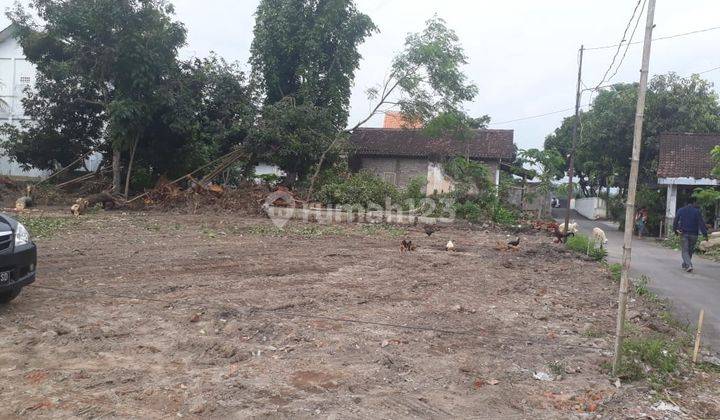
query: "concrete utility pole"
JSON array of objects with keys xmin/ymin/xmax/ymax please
[
  {"xmin": 612, "ymin": 0, "xmax": 656, "ymax": 376},
  {"xmin": 563, "ymin": 45, "xmax": 584, "ymax": 233}
]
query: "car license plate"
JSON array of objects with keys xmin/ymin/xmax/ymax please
[{"xmin": 0, "ymin": 271, "xmax": 10, "ymax": 284}]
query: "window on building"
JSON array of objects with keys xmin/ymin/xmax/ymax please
[
  {"xmin": 383, "ymin": 172, "xmax": 397, "ymax": 185},
  {"xmin": 19, "ymin": 76, "xmax": 32, "ymax": 84}
]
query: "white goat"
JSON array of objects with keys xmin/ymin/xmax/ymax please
[
  {"xmin": 592, "ymin": 227, "xmax": 608, "ymax": 248},
  {"xmin": 558, "ymin": 222, "xmax": 579, "ymax": 235}
]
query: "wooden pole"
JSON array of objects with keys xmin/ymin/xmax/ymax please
[
  {"xmin": 612, "ymin": 0, "xmax": 656, "ymax": 376},
  {"xmin": 563, "ymin": 45, "xmax": 584, "ymax": 234},
  {"xmin": 692, "ymin": 309, "xmax": 705, "ymax": 364}
]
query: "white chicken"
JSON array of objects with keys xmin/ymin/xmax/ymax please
[{"xmin": 446, "ymin": 240, "xmax": 455, "ymax": 252}]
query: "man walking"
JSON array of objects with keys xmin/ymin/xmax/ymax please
[{"xmin": 673, "ymin": 199, "xmax": 709, "ymax": 273}]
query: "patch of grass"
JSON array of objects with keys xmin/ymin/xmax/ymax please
[
  {"xmin": 659, "ymin": 310, "xmax": 693, "ymax": 337},
  {"xmin": 582, "ymin": 327, "xmax": 604, "ymax": 338},
  {"xmin": 607, "ymin": 262, "xmax": 622, "ymax": 282},
  {"xmin": 201, "ymin": 228, "xmax": 221, "ymax": 239},
  {"xmin": 565, "ymin": 233, "xmax": 607, "ymax": 261},
  {"xmin": 356, "ymin": 223, "xmax": 407, "ymax": 238},
  {"xmin": 547, "ymin": 360, "xmax": 566, "ymax": 376},
  {"xmin": 633, "ymin": 275, "xmax": 650, "ymax": 296},
  {"xmin": 632, "ymin": 275, "xmax": 663, "ymax": 304},
  {"xmin": 614, "ymin": 336, "xmax": 682, "ymax": 390},
  {"xmin": 145, "ymin": 222, "xmax": 162, "ymax": 232},
  {"xmin": 245, "ymin": 222, "xmax": 409, "ymax": 238},
  {"xmin": 696, "ymin": 361, "xmax": 720, "ymax": 374},
  {"xmin": 17, "ymin": 216, "xmax": 78, "ymax": 240},
  {"xmin": 245, "ymin": 224, "xmax": 346, "ymax": 238}
]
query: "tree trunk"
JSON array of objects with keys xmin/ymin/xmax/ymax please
[
  {"xmin": 124, "ymin": 134, "xmax": 140, "ymax": 199},
  {"xmin": 112, "ymin": 148, "xmax": 122, "ymax": 194},
  {"xmin": 306, "ymin": 136, "xmax": 339, "ymax": 201}
]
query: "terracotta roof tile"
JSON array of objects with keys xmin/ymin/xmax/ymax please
[
  {"xmin": 383, "ymin": 112, "xmax": 422, "ymax": 129},
  {"xmin": 657, "ymin": 133, "xmax": 720, "ymax": 179},
  {"xmin": 349, "ymin": 128, "xmax": 515, "ymax": 160}
]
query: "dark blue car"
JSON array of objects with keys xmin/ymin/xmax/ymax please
[{"xmin": 0, "ymin": 213, "xmax": 37, "ymax": 303}]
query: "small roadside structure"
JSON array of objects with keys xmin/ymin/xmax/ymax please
[
  {"xmin": 348, "ymin": 115, "xmax": 515, "ymax": 195},
  {"xmin": 657, "ymin": 132, "xmax": 719, "ymax": 232}
]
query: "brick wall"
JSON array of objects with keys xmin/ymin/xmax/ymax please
[{"xmin": 360, "ymin": 157, "xmax": 428, "ymax": 189}]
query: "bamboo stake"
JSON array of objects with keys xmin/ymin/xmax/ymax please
[
  {"xmin": 612, "ymin": 0, "xmax": 656, "ymax": 376},
  {"xmin": 692, "ymin": 309, "xmax": 705, "ymax": 364},
  {"xmin": 34, "ymin": 150, "xmax": 93, "ymax": 187}
]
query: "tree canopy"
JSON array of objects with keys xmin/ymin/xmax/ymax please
[
  {"xmin": 5, "ymin": 0, "xmax": 187, "ymax": 192},
  {"xmin": 545, "ymin": 73, "xmax": 720, "ymax": 196},
  {"xmin": 250, "ymin": 0, "xmax": 377, "ymax": 129},
  {"xmin": 248, "ymin": 0, "xmax": 376, "ymax": 184}
]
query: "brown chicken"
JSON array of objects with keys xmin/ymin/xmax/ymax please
[{"xmin": 400, "ymin": 239, "xmax": 417, "ymax": 252}]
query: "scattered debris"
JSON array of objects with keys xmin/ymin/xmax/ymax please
[
  {"xmin": 652, "ymin": 401, "xmax": 682, "ymax": 414},
  {"xmin": 533, "ymin": 371, "xmax": 554, "ymax": 381}
]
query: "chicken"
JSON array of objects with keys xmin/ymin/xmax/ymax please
[
  {"xmin": 423, "ymin": 224, "xmax": 438, "ymax": 237},
  {"xmin": 507, "ymin": 237, "xmax": 521, "ymax": 247},
  {"xmin": 400, "ymin": 239, "xmax": 417, "ymax": 252},
  {"xmin": 446, "ymin": 240, "xmax": 455, "ymax": 252}
]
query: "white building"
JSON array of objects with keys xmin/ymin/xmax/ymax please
[{"xmin": 0, "ymin": 24, "xmax": 47, "ymax": 178}]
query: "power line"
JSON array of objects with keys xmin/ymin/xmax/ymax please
[
  {"xmin": 586, "ymin": 25, "xmax": 720, "ymax": 51},
  {"xmin": 605, "ymin": 0, "xmax": 647, "ymax": 84},
  {"xmin": 488, "ymin": 105, "xmax": 589, "ymax": 126},
  {"xmin": 592, "ymin": 0, "xmax": 645, "ymax": 90},
  {"xmin": 698, "ymin": 65, "xmax": 720, "ymax": 75},
  {"xmin": 490, "ymin": 64, "xmax": 720, "ymax": 127}
]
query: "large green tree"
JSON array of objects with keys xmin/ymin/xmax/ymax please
[
  {"xmin": 545, "ymin": 73, "xmax": 720, "ymax": 196},
  {"xmin": 250, "ymin": 0, "xmax": 376, "ymax": 128},
  {"xmin": 7, "ymin": 0, "xmax": 187, "ymax": 195},
  {"xmin": 249, "ymin": 0, "xmax": 376, "ymax": 184},
  {"xmin": 133, "ymin": 55, "xmax": 256, "ymax": 181}
]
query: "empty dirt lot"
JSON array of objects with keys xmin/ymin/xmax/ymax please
[{"xmin": 0, "ymin": 211, "xmax": 718, "ymax": 418}]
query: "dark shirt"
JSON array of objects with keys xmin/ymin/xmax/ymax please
[{"xmin": 673, "ymin": 205, "xmax": 708, "ymax": 236}]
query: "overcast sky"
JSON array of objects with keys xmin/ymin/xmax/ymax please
[{"xmin": 3, "ymin": 0, "xmax": 719, "ymax": 150}]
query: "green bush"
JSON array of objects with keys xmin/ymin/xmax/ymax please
[
  {"xmin": 491, "ymin": 205, "xmax": 518, "ymax": 226},
  {"xmin": 401, "ymin": 176, "xmax": 428, "ymax": 205},
  {"xmin": 444, "ymin": 157, "xmax": 492, "ymax": 197},
  {"xmin": 565, "ymin": 233, "xmax": 608, "ymax": 261},
  {"xmin": 317, "ymin": 170, "xmax": 400, "ymax": 207},
  {"xmin": 453, "ymin": 201, "xmax": 483, "ymax": 222}
]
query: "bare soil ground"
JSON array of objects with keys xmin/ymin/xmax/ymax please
[{"xmin": 0, "ymin": 210, "xmax": 718, "ymax": 418}]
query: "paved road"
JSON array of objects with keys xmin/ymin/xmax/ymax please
[{"xmin": 554, "ymin": 210, "xmax": 720, "ymax": 352}]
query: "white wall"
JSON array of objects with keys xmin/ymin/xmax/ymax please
[
  {"xmin": 0, "ymin": 33, "xmax": 35, "ymax": 122},
  {"xmin": 574, "ymin": 197, "xmax": 607, "ymax": 220},
  {"xmin": 0, "ymin": 30, "xmax": 42, "ymax": 178}
]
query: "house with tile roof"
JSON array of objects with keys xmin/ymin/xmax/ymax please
[
  {"xmin": 657, "ymin": 132, "xmax": 720, "ymax": 231},
  {"xmin": 348, "ymin": 114, "xmax": 515, "ymax": 195}
]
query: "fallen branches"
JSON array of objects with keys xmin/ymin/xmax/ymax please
[{"xmin": 126, "ymin": 148, "xmax": 245, "ymax": 205}]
